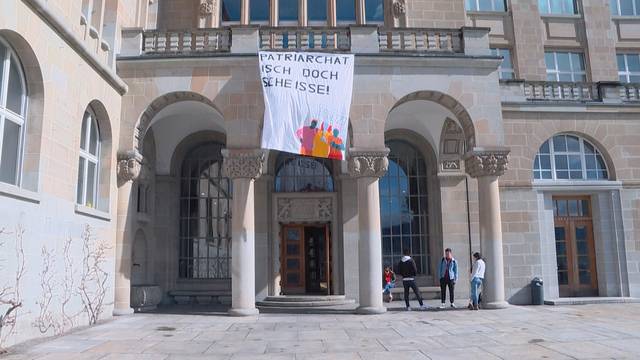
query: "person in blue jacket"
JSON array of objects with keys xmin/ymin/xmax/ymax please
[{"xmin": 438, "ymin": 248, "xmax": 458, "ymax": 309}]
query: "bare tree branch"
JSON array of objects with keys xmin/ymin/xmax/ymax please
[
  {"xmin": 77, "ymin": 225, "xmax": 110, "ymax": 326},
  {"xmin": 0, "ymin": 225, "xmax": 26, "ymax": 351}
]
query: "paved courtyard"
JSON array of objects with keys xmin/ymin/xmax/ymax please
[{"xmin": 3, "ymin": 300, "xmax": 640, "ymax": 360}]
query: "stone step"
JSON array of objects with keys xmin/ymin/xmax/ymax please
[
  {"xmin": 257, "ymin": 295, "xmax": 355, "ymax": 307},
  {"xmin": 544, "ymin": 297, "xmax": 640, "ymax": 305},
  {"xmin": 168, "ymin": 290, "xmax": 232, "ymax": 305}
]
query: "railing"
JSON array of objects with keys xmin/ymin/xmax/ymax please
[
  {"xmin": 142, "ymin": 29, "xmax": 231, "ymax": 54},
  {"xmin": 259, "ymin": 27, "xmax": 351, "ymax": 51},
  {"xmin": 523, "ymin": 81, "xmax": 597, "ymax": 101},
  {"xmin": 378, "ymin": 28, "xmax": 463, "ymax": 53},
  {"xmin": 620, "ymin": 84, "xmax": 640, "ymax": 101}
]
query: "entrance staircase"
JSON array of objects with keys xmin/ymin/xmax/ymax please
[{"xmin": 257, "ymin": 295, "xmax": 355, "ymax": 309}]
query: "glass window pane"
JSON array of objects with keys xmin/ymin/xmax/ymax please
[
  {"xmin": 0, "ymin": 119, "xmax": 21, "ymax": 184},
  {"xmin": 566, "ymin": 135, "xmax": 580, "ymax": 152},
  {"xmin": 629, "ymin": 75, "xmax": 640, "ymax": 82},
  {"xmin": 479, "ymin": 0, "xmax": 492, "ymax": 10},
  {"xmin": 280, "ymin": 0, "xmax": 299, "ymax": 22},
  {"xmin": 221, "ymin": 0, "xmax": 241, "ymax": 21},
  {"xmin": 617, "ymin": 54, "xmax": 626, "ymax": 71},
  {"xmin": 337, "ymin": 0, "xmax": 355, "ymax": 21},
  {"xmin": 555, "ymin": 155, "xmax": 568, "ymax": 170},
  {"xmin": 366, "ymin": 0, "xmax": 384, "ymax": 21},
  {"xmin": 636, "ymin": 0, "xmax": 640, "ymax": 15},
  {"xmin": 89, "ymin": 120, "xmax": 99, "ymax": 156},
  {"xmin": 86, "ymin": 161, "xmax": 96, "ymax": 207},
  {"xmin": 250, "ymin": 0, "xmax": 269, "ymax": 21},
  {"xmin": 626, "ymin": 55, "xmax": 640, "ymax": 72},
  {"xmin": 0, "ymin": 45, "xmax": 5, "ymax": 90},
  {"xmin": 585, "ymin": 155, "xmax": 596, "ymax": 169},
  {"xmin": 563, "ymin": 0, "xmax": 575, "ymax": 13},
  {"xmin": 466, "ymin": 0, "xmax": 477, "ymax": 11},
  {"xmin": 557, "ymin": 170, "xmax": 569, "ymax": 179},
  {"xmin": 553, "ymin": 135, "xmax": 567, "ymax": 152},
  {"xmin": 540, "ymin": 140, "xmax": 550, "ymax": 154},
  {"xmin": 81, "ymin": 115, "xmax": 88, "ymax": 150},
  {"xmin": 611, "ymin": 0, "xmax": 620, "ymax": 15},
  {"xmin": 557, "ymin": 200, "xmax": 568, "ymax": 216},
  {"xmin": 551, "ymin": 0, "xmax": 563, "ymax": 13},
  {"xmin": 621, "ymin": 0, "xmax": 635, "ymax": 15},
  {"xmin": 308, "ymin": 0, "xmax": 327, "ymax": 21},
  {"xmin": 495, "ymin": 0, "xmax": 506, "ymax": 11},
  {"xmin": 556, "ymin": 53, "xmax": 571, "ymax": 71},
  {"xmin": 6, "ymin": 56, "xmax": 24, "ymax": 115},
  {"xmin": 545, "ymin": 52, "xmax": 555, "ymax": 70},
  {"xmin": 540, "ymin": 154, "xmax": 551, "ymax": 169},
  {"xmin": 77, "ymin": 157, "xmax": 85, "ymax": 204},
  {"xmin": 539, "ymin": 0, "xmax": 548, "ymax": 13}
]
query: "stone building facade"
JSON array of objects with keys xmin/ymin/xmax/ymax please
[{"xmin": 1, "ymin": 0, "xmax": 640, "ymax": 347}]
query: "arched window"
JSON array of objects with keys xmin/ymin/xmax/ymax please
[
  {"xmin": 76, "ymin": 108, "xmax": 101, "ymax": 208},
  {"xmin": 179, "ymin": 142, "xmax": 231, "ymax": 279},
  {"xmin": 533, "ymin": 134, "xmax": 609, "ymax": 181},
  {"xmin": 0, "ymin": 38, "xmax": 27, "ymax": 185},
  {"xmin": 379, "ymin": 140, "xmax": 430, "ymax": 275},
  {"xmin": 275, "ymin": 153, "xmax": 334, "ymax": 192}
]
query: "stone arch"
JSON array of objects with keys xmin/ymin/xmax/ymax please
[
  {"xmin": 169, "ymin": 130, "xmax": 227, "ymax": 177},
  {"xmin": 389, "ymin": 90, "xmax": 476, "ymax": 151},
  {"xmin": 528, "ymin": 130, "xmax": 617, "ymax": 181},
  {"xmin": 0, "ymin": 29, "xmax": 45, "ymax": 192},
  {"xmin": 134, "ymin": 91, "xmax": 223, "ymax": 153}
]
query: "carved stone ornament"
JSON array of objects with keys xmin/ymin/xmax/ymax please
[
  {"xmin": 393, "ymin": 0, "xmax": 406, "ymax": 18},
  {"xmin": 348, "ymin": 149, "xmax": 390, "ymax": 178},
  {"xmin": 277, "ymin": 197, "xmax": 333, "ymax": 222},
  {"xmin": 221, "ymin": 149, "xmax": 265, "ymax": 179},
  {"xmin": 199, "ymin": 0, "xmax": 215, "ymax": 18},
  {"xmin": 117, "ymin": 150, "xmax": 144, "ymax": 182},
  {"xmin": 464, "ymin": 149, "xmax": 510, "ymax": 178}
]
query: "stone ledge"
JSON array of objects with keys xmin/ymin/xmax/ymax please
[
  {"xmin": 0, "ymin": 183, "xmax": 40, "ymax": 203},
  {"xmin": 74, "ymin": 204, "xmax": 111, "ymax": 221}
]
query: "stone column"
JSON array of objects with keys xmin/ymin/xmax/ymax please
[
  {"xmin": 355, "ymin": 0, "xmax": 366, "ymax": 25},
  {"xmin": 222, "ymin": 149, "xmax": 265, "ymax": 316},
  {"xmin": 465, "ymin": 149, "xmax": 510, "ymax": 309},
  {"xmin": 241, "ymin": 0, "xmax": 250, "ymax": 25},
  {"xmin": 298, "ymin": 0, "xmax": 308, "ymax": 26},
  {"xmin": 114, "ymin": 150, "xmax": 143, "ymax": 315},
  {"xmin": 348, "ymin": 149, "xmax": 389, "ymax": 314}
]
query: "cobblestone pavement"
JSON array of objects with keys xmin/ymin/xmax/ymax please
[{"xmin": 3, "ymin": 300, "xmax": 640, "ymax": 359}]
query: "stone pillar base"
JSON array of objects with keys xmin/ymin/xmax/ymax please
[
  {"xmin": 112, "ymin": 308, "xmax": 134, "ymax": 316},
  {"xmin": 356, "ymin": 306, "xmax": 387, "ymax": 315},
  {"xmin": 228, "ymin": 308, "xmax": 259, "ymax": 317},
  {"xmin": 483, "ymin": 301, "xmax": 510, "ymax": 309}
]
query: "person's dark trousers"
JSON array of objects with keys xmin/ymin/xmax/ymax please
[
  {"xmin": 403, "ymin": 280, "xmax": 424, "ymax": 308},
  {"xmin": 440, "ymin": 278, "xmax": 455, "ymax": 303}
]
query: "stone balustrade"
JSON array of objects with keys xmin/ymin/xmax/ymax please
[
  {"xmin": 142, "ymin": 28, "xmax": 231, "ymax": 54},
  {"xmin": 378, "ymin": 28, "xmax": 463, "ymax": 53},
  {"xmin": 501, "ymin": 80, "xmax": 640, "ymax": 104},
  {"xmin": 259, "ymin": 27, "xmax": 351, "ymax": 51},
  {"xmin": 523, "ymin": 81, "xmax": 597, "ymax": 101},
  {"xmin": 620, "ymin": 84, "xmax": 640, "ymax": 102}
]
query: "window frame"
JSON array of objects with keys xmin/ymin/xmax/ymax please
[
  {"xmin": 0, "ymin": 37, "xmax": 28, "ymax": 187},
  {"xmin": 538, "ymin": 0, "xmax": 578, "ymax": 15},
  {"xmin": 617, "ymin": 53, "xmax": 640, "ymax": 83},
  {"xmin": 77, "ymin": 108, "xmax": 101, "ymax": 208},
  {"xmin": 545, "ymin": 51, "xmax": 587, "ymax": 82},
  {"xmin": 466, "ymin": 0, "xmax": 508, "ymax": 12},
  {"xmin": 533, "ymin": 134, "xmax": 609, "ymax": 181},
  {"xmin": 610, "ymin": 0, "xmax": 640, "ymax": 16}
]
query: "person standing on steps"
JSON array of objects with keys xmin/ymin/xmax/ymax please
[
  {"xmin": 398, "ymin": 248, "xmax": 427, "ymax": 311},
  {"xmin": 470, "ymin": 252, "xmax": 485, "ymax": 311},
  {"xmin": 438, "ymin": 248, "xmax": 458, "ymax": 309}
]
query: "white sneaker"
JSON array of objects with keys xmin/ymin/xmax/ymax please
[
  {"xmin": 406, "ymin": 306, "xmax": 412, "ymax": 311},
  {"xmin": 439, "ymin": 303, "xmax": 446, "ymax": 309},
  {"xmin": 450, "ymin": 303, "xmax": 456, "ymax": 308},
  {"xmin": 420, "ymin": 304, "xmax": 428, "ymax": 311}
]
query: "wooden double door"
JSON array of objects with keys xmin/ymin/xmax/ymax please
[
  {"xmin": 553, "ymin": 196, "xmax": 598, "ymax": 297},
  {"xmin": 280, "ymin": 224, "xmax": 331, "ymax": 295}
]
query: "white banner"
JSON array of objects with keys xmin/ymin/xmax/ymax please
[{"xmin": 259, "ymin": 51, "xmax": 354, "ymax": 160}]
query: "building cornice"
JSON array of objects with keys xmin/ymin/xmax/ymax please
[{"xmin": 22, "ymin": 0, "xmax": 128, "ymax": 95}]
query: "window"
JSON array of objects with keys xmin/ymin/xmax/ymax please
[
  {"xmin": 538, "ymin": 0, "xmax": 577, "ymax": 14},
  {"xmin": 533, "ymin": 134, "xmax": 609, "ymax": 180},
  {"xmin": 280, "ymin": 0, "xmax": 299, "ymax": 22},
  {"xmin": 366, "ymin": 0, "xmax": 385, "ymax": 22},
  {"xmin": 466, "ymin": 0, "xmax": 507, "ymax": 12},
  {"xmin": 0, "ymin": 38, "xmax": 27, "ymax": 186},
  {"xmin": 617, "ymin": 53, "xmax": 640, "ymax": 83},
  {"xmin": 221, "ymin": 0, "xmax": 241, "ymax": 22},
  {"xmin": 337, "ymin": 0, "xmax": 356, "ymax": 22},
  {"xmin": 380, "ymin": 140, "xmax": 430, "ymax": 275},
  {"xmin": 179, "ymin": 143, "xmax": 231, "ymax": 279},
  {"xmin": 76, "ymin": 109, "xmax": 101, "ymax": 207},
  {"xmin": 611, "ymin": 0, "xmax": 640, "ymax": 16},
  {"xmin": 545, "ymin": 51, "xmax": 586, "ymax": 82},
  {"xmin": 275, "ymin": 153, "xmax": 334, "ymax": 192},
  {"xmin": 250, "ymin": 0, "xmax": 269, "ymax": 22},
  {"xmin": 491, "ymin": 48, "xmax": 515, "ymax": 79}
]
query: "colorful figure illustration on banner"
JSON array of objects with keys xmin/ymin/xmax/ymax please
[{"xmin": 296, "ymin": 119, "xmax": 345, "ymax": 160}]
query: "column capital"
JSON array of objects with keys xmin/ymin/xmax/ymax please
[
  {"xmin": 348, "ymin": 148, "xmax": 390, "ymax": 178},
  {"xmin": 222, "ymin": 149, "xmax": 266, "ymax": 179},
  {"xmin": 117, "ymin": 149, "xmax": 144, "ymax": 183},
  {"xmin": 464, "ymin": 148, "xmax": 510, "ymax": 178}
]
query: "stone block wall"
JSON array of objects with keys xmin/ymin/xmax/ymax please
[{"xmin": 406, "ymin": 0, "xmax": 466, "ymax": 28}]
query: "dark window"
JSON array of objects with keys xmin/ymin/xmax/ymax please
[
  {"xmin": 275, "ymin": 153, "xmax": 334, "ymax": 192},
  {"xmin": 221, "ymin": 0, "xmax": 241, "ymax": 21}
]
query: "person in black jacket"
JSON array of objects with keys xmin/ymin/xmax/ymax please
[{"xmin": 397, "ymin": 248, "xmax": 427, "ymax": 311}]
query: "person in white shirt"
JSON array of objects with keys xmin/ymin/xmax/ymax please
[{"xmin": 470, "ymin": 252, "xmax": 485, "ymax": 311}]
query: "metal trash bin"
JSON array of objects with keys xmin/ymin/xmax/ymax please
[{"xmin": 531, "ymin": 277, "xmax": 544, "ymax": 305}]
